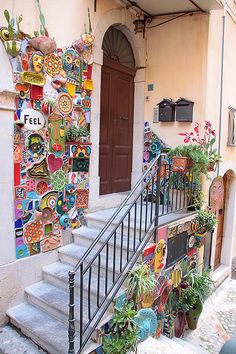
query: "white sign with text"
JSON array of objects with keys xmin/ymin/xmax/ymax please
[{"xmin": 20, "ymin": 109, "xmax": 45, "ymax": 131}]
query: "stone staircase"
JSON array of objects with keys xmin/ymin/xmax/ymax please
[{"xmin": 7, "ymin": 205, "xmax": 192, "ymax": 354}]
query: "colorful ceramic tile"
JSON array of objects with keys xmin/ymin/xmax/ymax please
[
  {"xmin": 68, "ymin": 144, "xmax": 91, "ymax": 158},
  {"xmin": 48, "ymin": 114, "xmax": 66, "ymax": 154},
  {"xmin": 47, "ymin": 154, "xmax": 63, "ymax": 173},
  {"xmin": 14, "ymin": 163, "xmax": 21, "ymax": 186},
  {"xmin": 44, "ymin": 52, "xmax": 62, "ymax": 77},
  {"xmin": 29, "ymin": 242, "xmax": 40, "ymax": 255},
  {"xmin": 77, "ymin": 172, "xmax": 89, "ymax": 189},
  {"xmin": 76, "ymin": 189, "xmax": 89, "ymax": 209},
  {"xmin": 27, "ymin": 158, "xmax": 49, "ymax": 179},
  {"xmin": 16, "ymin": 237, "xmax": 29, "ymax": 259},
  {"xmin": 41, "ymin": 233, "xmax": 62, "ymax": 252},
  {"xmin": 41, "ymin": 191, "xmax": 58, "ymax": 209},
  {"xmin": 14, "ymin": 144, "xmax": 23, "ymax": 163},
  {"xmin": 15, "ymin": 228, "xmax": 23, "ymax": 238},
  {"xmin": 15, "ymin": 186, "xmax": 26, "ymax": 200},
  {"xmin": 72, "ymin": 158, "xmax": 89, "ymax": 172},
  {"xmin": 51, "ymin": 169, "xmax": 67, "ymax": 191},
  {"xmin": 24, "ymin": 220, "xmax": 44, "ymax": 244}
]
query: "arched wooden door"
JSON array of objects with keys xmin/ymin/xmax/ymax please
[{"xmin": 99, "ymin": 27, "xmax": 135, "ymax": 195}]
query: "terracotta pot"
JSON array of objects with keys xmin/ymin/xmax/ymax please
[
  {"xmin": 171, "ymin": 157, "xmax": 192, "ymax": 172},
  {"xmin": 186, "ymin": 299, "xmax": 203, "ymax": 330},
  {"xmin": 207, "ymin": 161, "xmax": 217, "ymax": 172}
]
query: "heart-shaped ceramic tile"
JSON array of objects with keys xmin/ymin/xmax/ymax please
[{"xmin": 47, "ymin": 153, "xmax": 63, "ymax": 173}]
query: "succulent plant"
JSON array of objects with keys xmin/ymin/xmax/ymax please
[{"xmin": 65, "ymin": 125, "xmax": 80, "ymax": 142}]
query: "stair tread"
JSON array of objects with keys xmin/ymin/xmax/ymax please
[
  {"xmin": 173, "ymin": 337, "xmax": 209, "ymax": 353},
  {"xmin": 137, "ymin": 336, "xmax": 196, "ymax": 354},
  {"xmin": 7, "ymin": 303, "xmax": 79, "ymax": 354},
  {"xmin": 43, "ymin": 261, "xmax": 125, "ymax": 298},
  {"xmin": 25, "ymin": 281, "xmax": 98, "ymax": 323}
]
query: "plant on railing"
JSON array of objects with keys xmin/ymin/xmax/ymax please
[
  {"xmin": 168, "ymin": 144, "xmax": 209, "ymax": 182},
  {"xmin": 127, "ymin": 263, "xmax": 156, "ymax": 309},
  {"xmin": 102, "ymin": 303, "xmax": 138, "ymax": 354},
  {"xmin": 179, "ymin": 121, "xmax": 221, "ymax": 171}
]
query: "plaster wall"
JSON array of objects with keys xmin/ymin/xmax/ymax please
[
  {"xmin": 144, "ymin": 13, "xmax": 209, "ymax": 147},
  {"xmin": 0, "ymin": 0, "xmax": 146, "ymax": 323}
]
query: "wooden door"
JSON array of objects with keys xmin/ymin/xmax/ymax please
[
  {"xmin": 99, "ymin": 58, "xmax": 134, "ymax": 195},
  {"xmin": 213, "ymin": 175, "xmax": 226, "ymax": 269}
]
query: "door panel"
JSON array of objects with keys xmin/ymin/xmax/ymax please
[{"xmin": 99, "ymin": 60, "xmax": 134, "ymax": 195}]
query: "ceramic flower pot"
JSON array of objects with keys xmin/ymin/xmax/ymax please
[
  {"xmin": 171, "ymin": 157, "xmax": 192, "ymax": 172},
  {"xmin": 4, "ymin": 40, "xmax": 21, "ymax": 57},
  {"xmin": 174, "ymin": 310, "xmax": 187, "ymax": 337},
  {"xmin": 186, "ymin": 298, "xmax": 203, "ymax": 330}
]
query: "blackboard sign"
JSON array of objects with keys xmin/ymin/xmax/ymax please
[
  {"xmin": 166, "ymin": 231, "xmax": 187, "ymax": 268},
  {"xmin": 72, "ymin": 158, "xmax": 89, "ymax": 172}
]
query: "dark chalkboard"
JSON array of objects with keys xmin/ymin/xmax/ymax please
[
  {"xmin": 72, "ymin": 158, "xmax": 89, "ymax": 172},
  {"xmin": 166, "ymin": 231, "xmax": 188, "ymax": 268}
]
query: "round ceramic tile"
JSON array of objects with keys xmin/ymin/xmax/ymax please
[
  {"xmin": 51, "ymin": 169, "xmax": 67, "ymax": 191},
  {"xmin": 44, "ymin": 53, "xmax": 62, "ymax": 77},
  {"xmin": 57, "ymin": 93, "xmax": 73, "ymax": 114},
  {"xmin": 36, "ymin": 181, "xmax": 48, "ymax": 195}
]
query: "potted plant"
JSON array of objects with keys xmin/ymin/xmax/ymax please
[
  {"xmin": 195, "ymin": 209, "xmax": 217, "ymax": 238},
  {"xmin": 1, "ymin": 10, "xmax": 25, "ymax": 57},
  {"xmin": 102, "ymin": 303, "xmax": 138, "ymax": 354},
  {"xmin": 168, "ymin": 144, "xmax": 209, "ymax": 181},
  {"xmin": 66, "ymin": 125, "xmax": 80, "ymax": 143},
  {"xmin": 127, "ymin": 263, "xmax": 156, "ymax": 309},
  {"xmin": 180, "ymin": 270, "xmax": 214, "ymax": 330},
  {"xmin": 179, "ymin": 121, "xmax": 221, "ymax": 172}
]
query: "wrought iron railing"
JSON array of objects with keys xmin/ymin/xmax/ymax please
[{"xmin": 68, "ymin": 154, "xmax": 197, "ymax": 353}]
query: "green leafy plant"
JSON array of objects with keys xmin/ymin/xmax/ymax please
[
  {"xmin": 127, "ymin": 263, "xmax": 156, "ymax": 306},
  {"xmin": 3, "ymin": 9, "xmax": 24, "ymax": 40},
  {"xmin": 66, "ymin": 125, "xmax": 80, "ymax": 142},
  {"xmin": 103, "ymin": 303, "xmax": 138, "ymax": 354},
  {"xmin": 168, "ymin": 144, "xmax": 209, "ymax": 182},
  {"xmin": 78, "ymin": 124, "xmax": 90, "ymax": 140},
  {"xmin": 195, "ymin": 209, "xmax": 217, "ymax": 234},
  {"xmin": 180, "ymin": 269, "xmax": 214, "ymax": 311}
]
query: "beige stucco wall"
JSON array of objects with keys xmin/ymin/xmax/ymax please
[{"xmin": 144, "ymin": 13, "xmax": 209, "ymax": 146}]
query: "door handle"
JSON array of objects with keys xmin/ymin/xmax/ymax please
[{"xmin": 119, "ymin": 116, "xmax": 128, "ymax": 120}]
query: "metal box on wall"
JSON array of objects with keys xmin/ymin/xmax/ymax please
[
  {"xmin": 158, "ymin": 99, "xmax": 175, "ymax": 122},
  {"xmin": 176, "ymin": 98, "xmax": 194, "ymax": 122}
]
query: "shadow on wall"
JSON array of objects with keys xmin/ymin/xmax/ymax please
[{"xmin": 231, "ymin": 257, "xmax": 236, "ymax": 279}]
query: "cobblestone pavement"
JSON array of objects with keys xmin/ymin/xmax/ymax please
[
  {"xmin": 183, "ymin": 278, "xmax": 236, "ymax": 354},
  {"xmin": 0, "ymin": 324, "xmax": 46, "ymax": 354}
]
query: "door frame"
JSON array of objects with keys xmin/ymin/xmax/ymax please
[
  {"xmin": 88, "ymin": 12, "xmax": 146, "ymax": 211},
  {"xmin": 99, "ymin": 57, "xmax": 136, "ymax": 196}
]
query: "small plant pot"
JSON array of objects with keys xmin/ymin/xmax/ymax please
[
  {"xmin": 171, "ymin": 157, "xmax": 192, "ymax": 172},
  {"xmin": 186, "ymin": 299, "xmax": 203, "ymax": 330},
  {"xmin": 207, "ymin": 161, "xmax": 217, "ymax": 172},
  {"xmin": 4, "ymin": 40, "xmax": 21, "ymax": 57}
]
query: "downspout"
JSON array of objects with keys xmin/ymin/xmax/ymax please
[{"xmin": 217, "ymin": 7, "xmax": 226, "ymax": 176}]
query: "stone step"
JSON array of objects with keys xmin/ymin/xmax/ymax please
[
  {"xmin": 58, "ymin": 243, "xmax": 135, "ymax": 275},
  {"xmin": 43, "ymin": 261, "xmax": 126, "ymax": 305},
  {"xmin": 172, "ymin": 337, "xmax": 209, "ymax": 353},
  {"xmin": 137, "ymin": 336, "xmax": 196, "ymax": 354},
  {"xmin": 73, "ymin": 225, "xmax": 135, "ymax": 252},
  {"xmin": 7, "ymin": 303, "xmax": 99, "ymax": 354},
  {"xmin": 25, "ymin": 281, "xmax": 97, "ymax": 328}
]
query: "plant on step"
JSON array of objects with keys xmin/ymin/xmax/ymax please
[
  {"xmin": 78, "ymin": 123, "xmax": 90, "ymax": 141},
  {"xmin": 102, "ymin": 303, "xmax": 138, "ymax": 354},
  {"xmin": 127, "ymin": 263, "xmax": 156, "ymax": 307},
  {"xmin": 195, "ymin": 209, "xmax": 217, "ymax": 234},
  {"xmin": 66, "ymin": 125, "xmax": 80, "ymax": 142},
  {"xmin": 180, "ymin": 269, "xmax": 214, "ymax": 312}
]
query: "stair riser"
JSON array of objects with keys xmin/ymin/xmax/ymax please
[
  {"xmin": 8, "ymin": 317, "xmax": 62, "ymax": 354},
  {"xmin": 43, "ymin": 269, "xmax": 111, "ymax": 305},
  {"xmin": 58, "ymin": 249, "xmax": 131, "ymax": 277},
  {"xmin": 87, "ymin": 218, "xmax": 145, "ymax": 238},
  {"xmin": 26, "ymin": 291, "xmax": 101, "ymax": 342}
]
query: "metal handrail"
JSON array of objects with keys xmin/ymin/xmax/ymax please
[
  {"xmin": 73, "ymin": 154, "xmax": 161, "ymax": 273},
  {"xmin": 68, "ymin": 154, "xmax": 198, "ymax": 353}
]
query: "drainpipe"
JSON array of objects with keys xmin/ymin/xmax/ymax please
[{"xmin": 217, "ymin": 7, "xmax": 226, "ymax": 176}]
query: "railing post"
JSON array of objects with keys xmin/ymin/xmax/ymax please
[
  {"xmin": 68, "ymin": 270, "xmax": 75, "ymax": 354},
  {"xmin": 154, "ymin": 155, "xmax": 162, "ymax": 243}
]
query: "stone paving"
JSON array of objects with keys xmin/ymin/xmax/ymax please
[{"xmin": 183, "ymin": 278, "xmax": 236, "ymax": 354}]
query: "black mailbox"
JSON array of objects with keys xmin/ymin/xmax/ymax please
[
  {"xmin": 176, "ymin": 98, "xmax": 194, "ymax": 122},
  {"xmin": 158, "ymin": 99, "xmax": 175, "ymax": 122}
]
